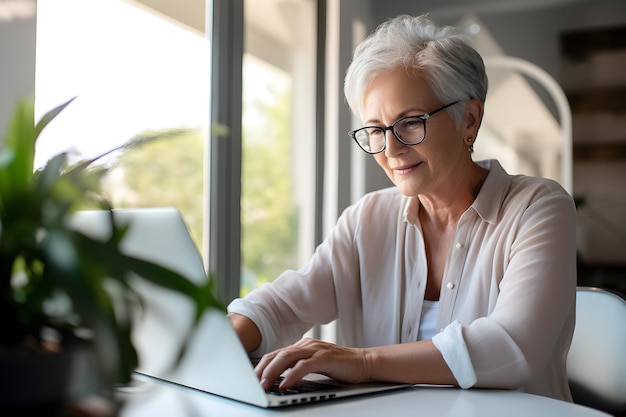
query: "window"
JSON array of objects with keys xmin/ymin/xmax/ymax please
[
  {"xmin": 36, "ymin": 0, "xmax": 320, "ymax": 302},
  {"xmin": 240, "ymin": 0, "xmax": 317, "ymax": 295},
  {"xmin": 35, "ymin": 0, "xmax": 211, "ymax": 250}
]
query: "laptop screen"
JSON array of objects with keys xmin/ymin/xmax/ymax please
[{"xmin": 70, "ymin": 207, "xmax": 209, "ymax": 378}]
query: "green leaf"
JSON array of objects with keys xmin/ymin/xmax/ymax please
[
  {"xmin": 33, "ymin": 96, "xmax": 77, "ymax": 140},
  {"xmin": 35, "ymin": 153, "xmax": 68, "ymax": 198},
  {"xmin": 0, "ymin": 96, "xmax": 76, "ymax": 211},
  {"xmin": 0, "ymin": 96, "xmax": 36, "ymax": 199}
]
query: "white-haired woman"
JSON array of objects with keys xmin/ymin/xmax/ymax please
[{"xmin": 227, "ymin": 14, "xmax": 576, "ymax": 402}]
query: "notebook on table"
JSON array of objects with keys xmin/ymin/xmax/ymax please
[{"xmin": 71, "ymin": 207, "xmax": 411, "ymax": 408}]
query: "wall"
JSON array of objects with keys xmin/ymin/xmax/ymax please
[
  {"xmin": 0, "ymin": 14, "xmax": 36, "ymax": 136},
  {"xmin": 131, "ymin": 0, "xmax": 205, "ymax": 34}
]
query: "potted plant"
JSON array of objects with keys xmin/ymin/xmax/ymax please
[{"xmin": 0, "ymin": 96, "xmax": 223, "ymax": 414}]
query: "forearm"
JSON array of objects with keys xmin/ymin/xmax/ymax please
[
  {"xmin": 363, "ymin": 340, "xmax": 458, "ymax": 386},
  {"xmin": 228, "ymin": 312, "xmax": 262, "ymax": 353}
]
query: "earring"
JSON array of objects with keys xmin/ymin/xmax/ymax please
[{"xmin": 466, "ymin": 137, "xmax": 474, "ymax": 153}]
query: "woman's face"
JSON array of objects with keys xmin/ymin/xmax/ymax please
[{"xmin": 362, "ymin": 69, "xmax": 469, "ymax": 197}]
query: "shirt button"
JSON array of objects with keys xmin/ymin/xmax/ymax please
[
  {"xmin": 455, "ymin": 242, "xmax": 463, "ymax": 249},
  {"xmin": 446, "ymin": 282, "xmax": 455, "ymax": 290}
]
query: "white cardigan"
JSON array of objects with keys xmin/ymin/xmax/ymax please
[{"xmin": 228, "ymin": 160, "xmax": 577, "ymax": 402}]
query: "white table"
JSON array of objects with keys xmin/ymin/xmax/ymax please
[{"xmin": 118, "ymin": 375, "xmax": 611, "ymax": 417}]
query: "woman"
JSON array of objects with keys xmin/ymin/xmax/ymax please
[{"xmin": 227, "ymin": 14, "xmax": 576, "ymax": 402}]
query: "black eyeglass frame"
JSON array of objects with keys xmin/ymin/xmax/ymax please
[{"xmin": 348, "ymin": 101, "xmax": 459, "ymax": 154}]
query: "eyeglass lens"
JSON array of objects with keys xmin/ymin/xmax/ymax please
[{"xmin": 354, "ymin": 116, "xmax": 425, "ymax": 153}]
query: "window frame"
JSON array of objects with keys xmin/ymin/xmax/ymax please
[{"xmin": 207, "ymin": 0, "xmax": 244, "ymax": 303}]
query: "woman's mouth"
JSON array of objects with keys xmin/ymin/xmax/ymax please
[{"xmin": 393, "ymin": 162, "xmax": 420, "ymax": 175}]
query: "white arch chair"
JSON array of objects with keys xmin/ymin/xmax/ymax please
[{"xmin": 567, "ymin": 286, "xmax": 626, "ymax": 416}]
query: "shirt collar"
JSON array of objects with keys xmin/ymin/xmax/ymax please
[
  {"xmin": 402, "ymin": 159, "xmax": 509, "ymax": 226},
  {"xmin": 403, "ymin": 195, "xmax": 420, "ymax": 225},
  {"xmin": 471, "ymin": 159, "xmax": 509, "ymax": 225}
]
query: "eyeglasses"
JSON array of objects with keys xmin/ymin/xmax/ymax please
[{"xmin": 349, "ymin": 101, "xmax": 459, "ymax": 154}]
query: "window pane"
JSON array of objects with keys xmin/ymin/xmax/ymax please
[
  {"xmin": 35, "ymin": 0, "xmax": 211, "ymax": 250},
  {"xmin": 241, "ymin": 0, "xmax": 317, "ymax": 295}
]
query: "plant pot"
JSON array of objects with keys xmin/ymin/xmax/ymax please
[
  {"xmin": 0, "ymin": 337, "xmax": 109, "ymax": 416},
  {"xmin": 0, "ymin": 345, "xmax": 73, "ymax": 416}
]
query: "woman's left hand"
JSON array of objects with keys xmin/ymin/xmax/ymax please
[{"xmin": 254, "ymin": 338, "xmax": 370, "ymax": 391}]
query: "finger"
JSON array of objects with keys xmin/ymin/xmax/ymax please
[
  {"xmin": 255, "ymin": 350, "xmax": 295, "ymax": 390},
  {"xmin": 258, "ymin": 346, "xmax": 314, "ymax": 391},
  {"xmin": 259, "ymin": 348, "xmax": 302, "ymax": 390},
  {"xmin": 255, "ymin": 338, "xmax": 317, "ymax": 378},
  {"xmin": 278, "ymin": 357, "xmax": 317, "ymax": 389},
  {"xmin": 254, "ymin": 351, "xmax": 276, "ymax": 379}
]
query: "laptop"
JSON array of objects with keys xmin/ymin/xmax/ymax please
[{"xmin": 70, "ymin": 207, "xmax": 410, "ymax": 408}]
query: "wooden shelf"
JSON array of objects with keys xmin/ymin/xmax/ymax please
[
  {"xmin": 561, "ymin": 25, "xmax": 626, "ymax": 61},
  {"xmin": 573, "ymin": 142, "xmax": 626, "ymax": 162},
  {"xmin": 563, "ymin": 24, "xmax": 626, "ymax": 266},
  {"xmin": 567, "ymin": 88, "xmax": 626, "ymax": 114}
]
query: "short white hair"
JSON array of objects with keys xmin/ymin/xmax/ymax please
[{"xmin": 344, "ymin": 14, "xmax": 488, "ymax": 126}]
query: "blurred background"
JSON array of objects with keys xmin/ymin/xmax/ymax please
[{"xmin": 1, "ymin": 0, "xmax": 625, "ymax": 298}]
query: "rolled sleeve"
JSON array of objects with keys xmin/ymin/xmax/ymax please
[{"xmin": 432, "ymin": 321, "xmax": 477, "ymax": 388}]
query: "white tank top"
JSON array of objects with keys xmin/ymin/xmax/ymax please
[{"xmin": 417, "ymin": 300, "xmax": 440, "ymax": 340}]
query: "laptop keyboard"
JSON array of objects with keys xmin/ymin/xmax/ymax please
[{"xmin": 266, "ymin": 376, "xmax": 338, "ymax": 396}]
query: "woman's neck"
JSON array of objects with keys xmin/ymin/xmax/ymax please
[{"xmin": 417, "ymin": 163, "xmax": 489, "ymax": 227}]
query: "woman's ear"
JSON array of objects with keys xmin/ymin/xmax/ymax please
[{"xmin": 463, "ymin": 98, "xmax": 484, "ymax": 138}]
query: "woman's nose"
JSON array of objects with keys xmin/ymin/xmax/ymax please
[{"xmin": 384, "ymin": 130, "xmax": 406, "ymax": 157}]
